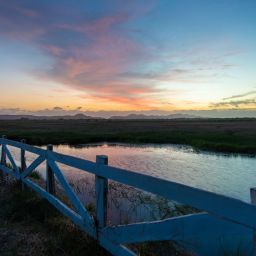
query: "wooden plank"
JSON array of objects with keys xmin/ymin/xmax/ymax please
[
  {"xmin": 97, "ymin": 165, "xmax": 256, "ymax": 230},
  {"xmin": 96, "ymin": 155, "xmax": 108, "ymax": 230},
  {"xmin": 99, "ymin": 237, "xmax": 136, "ymax": 256},
  {"xmin": 3, "ymin": 145, "xmax": 19, "ymax": 175},
  {"xmin": 48, "ymin": 150, "xmax": 96, "ymax": 173},
  {"xmin": 23, "ymin": 179, "xmax": 96, "ymax": 238},
  {"xmin": 0, "ymin": 135, "xmax": 7, "ymax": 181},
  {"xmin": 48, "ymin": 159, "xmax": 95, "ymax": 228},
  {"xmin": 0, "ymin": 138, "xmax": 46, "ymax": 156},
  {"xmin": 101, "ymin": 212, "xmax": 252, "ymax": 244},
  {"xmin": 251, "ymin": 188, "xmax": 256, "ymax": 205},
  {"xmin": 1, "ymin": 136, "xmax": 7, "ymax": 166},
  {"xmin": 21, "ymin": 155, "xmax": 45, "ymax": 178},
  {"xmin": 250, "ymin": 188, "xmax": 256, "ymax": 254},
  {"xmin": 0, "ymin": 164, "xmax": 19, "ymax": 178},
  {"xmin": 46, "ymin": 145, "xmax": 56, "ymax": 195},
  {"xmin": 20, "ymin": 139, "xmax": 26, "ymax": 171},
  {"xmin": 20, "ymin": 139, "xmax": 26, "ymax": 190}
]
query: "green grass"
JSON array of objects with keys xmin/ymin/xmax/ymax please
[{"xmin": 29, "ymin": 170, "xmax": 41, "ymax": 180}]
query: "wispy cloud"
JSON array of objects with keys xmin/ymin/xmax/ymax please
[
  {"xmin": 211, "ymin": 89, "xmax": 256, "ymax": 108},
  {"xmin": 0, "ymin": 1, "xmax": 159, "ymax": 104},
  {"xmin": 223, "ymin": 91, "xmax": 256, "ymax": 100},
  {"xmin": 211, "ymin": 99, "xmax": 256, "ymax": 108},
  {"xmin": 0, "ymin": 0, "xmax": 243, "ymax": 110}
]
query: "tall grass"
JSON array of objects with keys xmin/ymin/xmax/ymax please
[{"xmin": 1, "ymin": 119, "xmax": 256, "ymax": 154}]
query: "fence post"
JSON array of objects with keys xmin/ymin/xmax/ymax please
[
  {"xmin": 96, "ymin": 155, "xmax": 108, "ymax": 233},
  {"xmin": 46, "ymin": 144, "xmax": 56, "ymax": 195},
  {"xmin": 250, "ymin": 188, "xmax": 256, "ymax": 205},
  {"xmin": 0, "ymin": 135, "xmax": 7, "ymax": 183},
  {"xmin": 1, "ymin": 135, "xmax": 7, "ymax": 166},
  {"xmin": 20, "ymin": 139, "xmax": 26, "ymax": 190},
  {"xmin": 250, "ymin": 188, "xmax": 256, "ymax": 253}
]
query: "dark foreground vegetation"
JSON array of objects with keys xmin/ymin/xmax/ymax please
[
  {"xmin": 0, "ymin": 118, "xmax": 256, "ymax": 154},
  {"xmin": 0, "ymin": 183, "xmax": 107, "ymax": 256},
  {"xmin": 0, "ymin": 178, "xmax": 192, "ymax": 256}
]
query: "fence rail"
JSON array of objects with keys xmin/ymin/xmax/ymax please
[{"xmin": 0, "ymin": 136, "xmax": 255, "ymax": 255}]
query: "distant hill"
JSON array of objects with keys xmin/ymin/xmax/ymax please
[
  {"xmin": 0, "ymin": 114, "xmax": 101, "ymax": 120},
  {"xmin": 109, "ymin": 113, "xmax": 199, "ymax": 119},
  {"xmin": 0, "ymin": 113, "xmax": 200, "ymax": 120}
]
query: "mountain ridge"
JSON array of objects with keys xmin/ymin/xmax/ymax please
[
  {"xmin": 0, "ymin": 113, "xmax": 199, "ymax": 120},
  {"xmin": 109, "ymin": 113, "xmax": 199, "ymax": 119}
]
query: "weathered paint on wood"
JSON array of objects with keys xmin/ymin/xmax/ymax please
[
  {"xmin": 20, "ymin": 139, "xmax": 26, "ymax": 190},
  {"xmin": 0, "ymin": 136, "xmax": 255, "ymax": 256},
  {"xmin": 48, "ymin": 159, "xmax": 95, "ymax": 228},
  {"xmin": 21, "ymin": 155, "xmax": 45, "ymax": 179},
  {"xmin": 97, "ymin": 164, "xmax": 256, "ymax": 230},
  {"xmin": 0, "ymin": 163, "xmax": 19, "ymax": 178},
  {"xmin": 96, "ymin": 155, "xmax": 108, "ymax": 230},
  {"xmin": 250, "ymin": 187, "xmax": 256, "ymax": 254},
  {"xmin": 0, "ymin": 135, "xmax": 7, "ymax": 181},
  {"xmin": 3, "ymin": 144, "xmax": 19, "ymax": 174},
  {"xmin": 99, "ymin": 237, "xmax": 137, "ymax": 256},
  {"xmin": 250, "ymin": 188, "xmax": 256, "ymax": 206},
  {"xmin": 1, "ymin": 135, "xmax": 7, "ymax": 165},
  {"xmin": 48, "ymin": 150, "xmax": 97, "ymax": 172},
  {"xmin": 0, "ymin": 138, "xmax": 46, "ymax": 156},
  {"xmin": 46, "ymin": 144, "xmax": 56, "ymax": 195},
  {"xmin": 23, "ymin": 178, "xmax": 96, "ymax": 236},
  {"xmin": 20, "ymin": 139, "xmax": 26, "ymax": 171},
  {"xmin": 101, "ymin": 212, "xmax": 253, "ymax": 244}
]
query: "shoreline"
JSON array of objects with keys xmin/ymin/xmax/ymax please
[
  {"xmin": 4, "ymin": 131, "xmax": 256, "ymax": 155},
  {"xmin": 62, "ymin": 141, "xmax": 256, "ymax": 158}
]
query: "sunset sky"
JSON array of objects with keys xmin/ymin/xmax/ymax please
[{"xmin": 0, "ymin": 0, "xmax": 255, "ymax": 117}]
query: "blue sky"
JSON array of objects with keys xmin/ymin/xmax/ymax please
[{"xmin": 0, "ymin": 0, "xmax": 255, "ymax": 117}]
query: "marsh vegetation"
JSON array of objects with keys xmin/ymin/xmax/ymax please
[{"xmin": 0, "ymin": 118, "xmax": 256, "ymax": 154}]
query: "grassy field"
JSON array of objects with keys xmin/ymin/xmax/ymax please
[{"xmin": 0, "ymin": 118, "xmax": 256, "ymax": 154}]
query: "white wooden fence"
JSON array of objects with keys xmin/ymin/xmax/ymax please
[{"xmin": 0, "ymin": 136, "xmax": 255, "ymax": 255}]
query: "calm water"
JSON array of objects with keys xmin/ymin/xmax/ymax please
[{"xmin": 52, "ymin": 143, "xmax": 256, "ymax": 203}]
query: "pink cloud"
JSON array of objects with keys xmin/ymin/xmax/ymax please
[
  {"xmin": 1, "ymin": 1, "xmax": 238, "ymax": 110},
  {"xmin": 35, "ymin": 14, "xmax": 159, "ymax": 107}
]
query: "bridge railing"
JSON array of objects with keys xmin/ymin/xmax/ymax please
[{"xmin": 0, "ymin": 136, "xmax": 255, "ymax": 256}]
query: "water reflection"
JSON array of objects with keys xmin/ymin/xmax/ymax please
[{"xmin": 55, "ymin": 143, "xmax": 256, "ymax": 202}]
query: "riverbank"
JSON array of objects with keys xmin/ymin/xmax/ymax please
[{"xmin": 1, "ymin": 119, "xmax": 256, "ymax": 154}]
